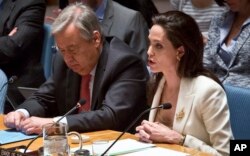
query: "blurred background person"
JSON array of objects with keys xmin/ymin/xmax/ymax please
[
  {"xmin": 48, "ymin": 0, "xmax": 149, "ymax": 62},
  {"xmin": 0, "ymin": 70, "xmax": 8, "ymax": 114},
  {"xmin": 113, "ymin": 0, "xmax": 159, "ymax": 27},
  {"xmin": 4, "ymin": 3, "xmax": 148, "ymax": 134},
  {"xmin": 0, "ymin": 0, "xmax": 46, "ymax": 112},
  {"xmin": 204, "ymin": 0, "xmax": 250, "ymax": 88},
  {"xmin": 136, "ymin": 11, "xmax": 232, "ymax": 155},
  {"xmin": 170, "ymin": 0, "xmax": 226, "ymax": 41}
]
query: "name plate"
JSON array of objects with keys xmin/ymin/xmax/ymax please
[{"xmin": 0, "ymin": 148, "xmax": 29, "ymax": 156}]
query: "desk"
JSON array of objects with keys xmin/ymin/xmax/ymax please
[{"xmin": 0, "ymin": 115, "xmax": 211, "ymax": 156}]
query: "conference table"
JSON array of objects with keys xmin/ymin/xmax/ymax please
[{"xmin": 0, "ymin": 115, "xmax": 211, "ymax": 156}]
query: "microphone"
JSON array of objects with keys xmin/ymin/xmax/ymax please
[
  {"xmin": 101, "ymin": 103, "xmax": 172, "ymax": 156},
  {"xmin": 23, "ymin": 99, "xmax": 86, "ymax": 153},
  {"xmin": 55, "ymin": 98, "xmax": 86, "ymax": 124},
  {"xmin": 8, "ymin": 76, "xmax": 18, "ymax": 83},
  {"xmin": 0, "ymin": 75, "xmax": 18, "ymax": 92}
]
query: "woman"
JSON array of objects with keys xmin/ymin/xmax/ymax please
[
  {"xmin": 136, "ymin": 11, "xmax": 232, "ymax": 156},
  {"xmin": 203, "ymin": 0, "xmax": 250, "ymax": 88},
  {"xmin": 170, "ymin": 0, "xmax": 225, "ymax": 37}
]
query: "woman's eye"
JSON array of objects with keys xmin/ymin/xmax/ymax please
[{"xmin": 155, "ymin": 43, "xmax": 163, "ymax": 49}]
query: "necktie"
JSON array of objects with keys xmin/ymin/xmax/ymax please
[{"xmin": 78, "ymin": 74, "xmax": 91, "ymax": 112}]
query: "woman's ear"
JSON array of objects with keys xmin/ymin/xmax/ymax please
[{"xmin": 176, "ymin": 46, "xmax": 185, "ymax": 61}]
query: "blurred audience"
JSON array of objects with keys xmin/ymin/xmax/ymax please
[
  {"xmin": 170, "ymin": 0, "xmax": 225, "ymax": 40},
  {"xmin": 59, "ymin": 0, "xmax": 68, "ymax": 9},
  {"xmin": 0, "ymin": 0, "xmax": 46, "ymax": 110},
  {"xmin": 4, "ymin": 3, "xmax": 148, "ymax": 134},
  {"xmin": 48, "ymin": 0, "xmax": 149, "ymax": 62},
  {"xmin": 204, "ymin": 0, "xmax": 250, "ymax": 88},
  {"xmin": 136, "ymin": 11, "xmax": 232, "ymax": 155},
  {"xmin": 0, "ymin": 70, "xmax": 8, "ymax": 114},
  {"xmin": 113, "ymin": 0, "xmax": 159, "ymax": 27}
]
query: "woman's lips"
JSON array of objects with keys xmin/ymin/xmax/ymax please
[{"xmin": 148, "ymin": 59, "xmax": 156, "ymax": 66}]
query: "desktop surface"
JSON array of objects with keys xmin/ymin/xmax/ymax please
[{"xmin": 0, "ymin": 115, "xmax": 211, "ymax": 156}]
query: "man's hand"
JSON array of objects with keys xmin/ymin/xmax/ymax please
[
  {"xmin": 20, "ymin": 117, "xmax": 54, "ymax": 134},
  {"xmin": 4, "ymin": 111, "xmax": 26, "ymax": 130}
]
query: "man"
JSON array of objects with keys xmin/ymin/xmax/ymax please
[
  {"xmin": 4, "ymin": 3, "xmax": 148, "ymax": 134},
  {"xmin": 0, "ymin": 0, "xmax": 46, "ymax": 110},
  {"xmin": 113, "ymin": 0, "xmax": 159, "ymax": 27},
  {"xmin": 52, "ymin": 0, "xmax": 149, "ymax": 62}
]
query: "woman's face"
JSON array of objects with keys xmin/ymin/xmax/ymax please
[
  {"xmin": 226, "ymin": 0, "xmax": 250, "ymax": 12},
  {"xmin": 147, "ymin": 25, "xmax": 180, "ymax": 74}
]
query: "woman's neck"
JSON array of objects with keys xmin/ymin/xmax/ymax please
[{"xmin": 163, "ymin": 71, "xmax": 181, "ymax": 91}]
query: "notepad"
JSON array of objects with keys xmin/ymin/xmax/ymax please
[
  {"xmin": 0, "ymin": 129, "xmax": 37, "ymax": 145},
  {"xmin": 71, "ymin": 138, "xmax": 155, "ymax": 155},
  {"xmin": 123, "ymin": 147, "xmax": 190, "ymax": 156}
]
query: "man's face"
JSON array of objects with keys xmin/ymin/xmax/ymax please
[
  {"xmin": 68, "ymin": 0, "xmax": 100, "ymax": 9},
  {"xmin": 54, "ymin": 23, "xmax": 101, "ymax": 76}
]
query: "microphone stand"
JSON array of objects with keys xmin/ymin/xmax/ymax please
[
  {"xmin": 0, "ymin": 76, "xmax": 18, "ymax": 92},
  {"xmin": 101, "ymin": 103, "xmax": 172, "ymax": 156}
]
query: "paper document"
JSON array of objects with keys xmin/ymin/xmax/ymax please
[
  {"xmin": 71, "ymin": 138, "xmax": 155, "ymax": 155},
  {"xmin": 0, "ymin": 129, "xmax": 37, "ymax": 145},
  {"xmin": 123, "ymin": 147, "xmax": 190, "ymax": 156}
]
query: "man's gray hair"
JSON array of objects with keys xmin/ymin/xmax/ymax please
[{"xmin": 51, "ymin": 3, "xmax": 103, "ymax": 41}]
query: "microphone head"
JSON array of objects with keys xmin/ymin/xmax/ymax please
[
  {"xmin": 161, "ymin": 103, "xmax": 172, "ymax": 109},
  {"xmin": 78, "ymin": 99, "xmax": 86, "ymax": 106},
  {"xmin": 9, "ymin": 75, "xmax": 18, "ymax": 83}
]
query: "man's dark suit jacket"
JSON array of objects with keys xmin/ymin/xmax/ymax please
[
  {"xmin": 18, "ymin": 37, "xmax": 149, "ymax": 132},
  {"xmin": 0, "ymin": 0, "xmax": 46, "ymax": 87}
]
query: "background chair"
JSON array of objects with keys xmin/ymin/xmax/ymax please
[
  {"xmin": 4, "ymin": 24, "xmax": 56, "ymax": 113},
  {"xmin": 224, "ymin": 84, "xmax": 250, "ymax": 139},
  {"xmin": 41, "ymin": 24, "xmax": 55, "ymax": 79}
]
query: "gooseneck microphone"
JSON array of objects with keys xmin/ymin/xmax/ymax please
[
  {"xmin": 0, "ymin": 75, "xmax": 18, "ymax": 92},
  {"xmin": 101, "ymin": 103, "xmax": 172, "ymax": 156},
  {"xmin": 23, "ymin": 99, "xmax": 86, "ymax": 153},
  {"xmin": 55, "ymin": 98, "xmax": 86, "ymax": 124}
]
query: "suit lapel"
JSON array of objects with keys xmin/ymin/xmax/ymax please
[
  {"xmin": 0, "ymin": 0, "xmax": 15, "ymax": 35},
  {"xmin": 173, "ymin": 78, "xmax": 195, "ymax": 133},
  {"xmin": 65, "ymin": 69, "xmax": 81, "ymax": 111},
  {"xmin": 101, "ymin": 0, "xmax": 113, "ymax": 36},
  {"xmin": 91, "ymin": 42, "xmax": 108, "ymax": 110}
]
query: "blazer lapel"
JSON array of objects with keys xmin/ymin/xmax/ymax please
[
  {"xmin": 173, "ymin": 77, "xmax": 195, "ymax": 133},
  {"xmin": 0, "ymin": 0, "xmax": 15, "ymax": 35},
  {"xmin": 228, "ymin": 25, "xmax": 250, "ymax": 67},
  {"xmin": 148, "ymin": 77, "xmax": 165, "ymax": 122}
]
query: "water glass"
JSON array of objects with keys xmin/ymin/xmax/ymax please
[
  {"xmin": 92, "ymin": 140, "xmax": 110, "ymax": 156},
  {"xmin": 43, "ymin": 123, "xmax": 69, "ymax": 156}
]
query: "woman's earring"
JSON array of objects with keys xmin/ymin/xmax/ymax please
[{"xmin": 177, "ymin": 56, "xmax": 181, "ymax": 61}]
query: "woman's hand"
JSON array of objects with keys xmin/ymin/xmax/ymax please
[{"xmin": 135, "ymin": 120, "xmax": 184, "ymax": 144}]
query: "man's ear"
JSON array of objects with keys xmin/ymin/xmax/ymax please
[{"xmin": 92, "ymin": 30, "xmax": 101, "ymax": 47}]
